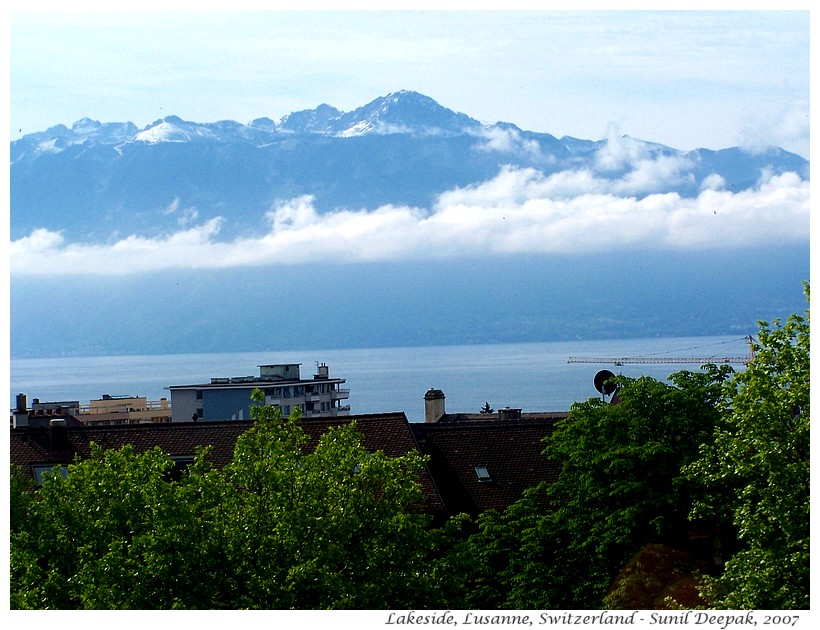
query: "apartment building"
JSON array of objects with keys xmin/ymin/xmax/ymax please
[{"xmin": 167, "ymin": 362, "xmax": 350, "ymax": 422}]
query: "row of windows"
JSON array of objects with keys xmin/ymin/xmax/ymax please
[
  {"xmin": 195, "ymin": 384, "xmax": 339, "ymax": 401},
  {"xmin": 192, "ymin": 401, "xmax": 338, "ymax": 421},
  {"xmin": 264, "ymin": 385, "xmax": 337, "ymax": 398}
]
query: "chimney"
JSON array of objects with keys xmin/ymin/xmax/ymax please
[
  {"xmin": 12, "ymin": 393, "xmax": 30, "ymax": 428},
  {"xmin": 49, "ymin": 418, "xmax": 69, "ymax": 451},
  {"xmin": 424, "ymin": 388, "xmax": 446, "ymax": 423},
  {"xmin": 498, "ymin": 407, "xmax": 522, "ymax": 421}
]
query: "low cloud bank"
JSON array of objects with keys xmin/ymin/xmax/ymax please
[{"xmin": 10, "ymin": 164, "xmax": 809, "ymax": 276}]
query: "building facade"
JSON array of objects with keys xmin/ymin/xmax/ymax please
[
  {"xmin": 11, "ymin": 393, "xmax": 172, "ymax": 427},
  {"xmin": 77, "ymin": 394, "xmax": 172, "ymax": 426},
  {"xmin": 167, "ymin": 363, "xmax": 350, "ymax": 422}
]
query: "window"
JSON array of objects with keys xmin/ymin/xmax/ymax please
[
  {"xmin": 167, "ymin": 456, "xmax": 195, "ymax": 481},
  {"xmin": 474, "ymin": 465, "xmax": 492, "ymax": 483},
  {"xmin": 32, "ymin": 464, "xmax": 69, "ymax": 486}
]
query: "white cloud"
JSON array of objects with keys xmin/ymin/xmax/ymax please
[
  {"xmin": 593, "ymin": 125, "xmax": 650, "ymax": 172},
  {"xmin": 162, "ymin": 197, "xmax": 181, "ymax": 215},
  {"xmin": 739, "ymin": 99, "xmax": 810, "ymax": 157},
  {"xmin": 9, "ymin": 227, "xmax": 65, "ymax": 255},
  {"xmin": 9, "ymin": 164, "xmax": 809, "ymax": 276},
  {"xmin": 700, "ymin": 173, "xmax": 726, "ymax": 192},
  {"xmin": 473, "ymin": 127, "xmax": 549, "ymax": 162},
  {"xmin": 611, "ymin": 154, "xmax": 696, "ymax": 196},
  {"xmin": 162, "ymin": 196, "xmax": 200, "ymax": 226}
]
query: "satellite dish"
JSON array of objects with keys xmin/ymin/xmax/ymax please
[{"xmin": 594, "ymin": 369, "xmax": 617, "ymax": 395}]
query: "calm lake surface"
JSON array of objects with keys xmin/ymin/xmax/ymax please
[{"xmin": 9, "ymin": 336, "xmax": 751, "ymax": 422}]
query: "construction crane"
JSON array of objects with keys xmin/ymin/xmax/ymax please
[{"xmin": 567, "ymin": 335, "xmax": 756, "ymax": 366}]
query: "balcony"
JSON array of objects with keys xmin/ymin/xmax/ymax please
[{"xmin": 331, "ymin": 389, "xmax": 350, "ymax": 400}]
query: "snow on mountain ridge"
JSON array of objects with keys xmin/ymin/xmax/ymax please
[
  {"xmin": 273, "ymin": 91, "xmax": 480, "ymax": 137},
  {"xmin": 15, "ymin": 91, "xmax": 477, "ymax": 151},
  {"xmin": 11, "ymin": 119, "xmax": 140, "ymax": 161},
  {"xmin": 332, "ymin": 90, "xmax": 480, "ymax": 137},
  {"xmin": 11, "ymin": 90, "xmax": 810, "ymax": 160},
  {"xmin": 133, "ymin": 116, "xmax": 228, "ymax": 144}
]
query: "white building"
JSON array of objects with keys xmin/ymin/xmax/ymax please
[{"xmin": 167, "ymin": 363, "xmax": 350, "ymax": 422}]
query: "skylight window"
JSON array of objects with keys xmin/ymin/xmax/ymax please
[
  {"xmin": 32, "ymin": 464, "xmax": 68, "ymax": 486},
  {"xmin": 474, "ymin": 465, "xmax": 492, "ymax": 483}
]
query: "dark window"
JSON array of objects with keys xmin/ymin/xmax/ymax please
[
  {"xmin": 167, "ymin": 456, "xmax": 195, "ymax": 481},
  {"xmin": 474, "ymin": 465, "xmax": 492, "ymax": 483}
]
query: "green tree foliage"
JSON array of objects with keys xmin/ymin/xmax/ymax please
[
  {"xmin": 454, "ymin": 295, "xmax": 810, "ymax": 611},
  {"xmin": 687, "ymin": 291, "xmax": 810, "ymax": 609},
  {"xmin": 455, "ymin": 367, "xmax": 732, "ymax": 609},
  {"xmin": 11, "ymin": 296, "xmax": 809, "ymax": 611},
  {"xmin": 220, "ymin": 392, "xmax": 445, "ymax": 609},
  {"xmin": 10, "ymin": 390, "xmax": 456, "ymax": 609},
  {"xmin": 10, "ymin": 444, "xmax": 227, "ymax": 609}
]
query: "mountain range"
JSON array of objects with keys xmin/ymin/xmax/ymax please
[
  {"xmin": 10, "ymin": 90, "xmax": 809, "ymax": 241},
  {"xmin": 9, "ymin": 91, "xmax": 810, "ymax": 359}
]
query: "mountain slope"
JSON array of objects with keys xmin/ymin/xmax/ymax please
[
  {"xmin": 9, "ymin": 244, "xmax": 810, "ymax": 359},
  {"xmin": 11, "ymin": 90, "xmax": 809, "ymax": 241}
]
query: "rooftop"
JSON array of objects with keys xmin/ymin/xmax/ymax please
[
  {"xmin": 412, "ymin": 412, "xmax": 566, "ymax": 515},
  {"xmin": 10, "ymin": 412, "xmax": 445, "ymax": 516}
]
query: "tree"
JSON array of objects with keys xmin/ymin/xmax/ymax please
[
  {"xmin": 603, "ymin": 543, "xmax": 709, "ymax": 609},
  {"xmin": 10, "ymin": 444, "xmax": 228, "ymax": 609},
  {"xmin": 220, "ymin": 390, "xmax": 447, "ymax": 609},
  {"xmin": 544, "ymin": 368, "xmax": 733, "ymax": 607},
  {"xmin": 687, "ymin": 290, "xmax": 810, "ymax": 609},
  {"xmin": 480, "ymin": 402, "xmax": 494, "ymax": 414},
  {"xmin": 454, "ymin": 366, "xmax": 732, "ymax": 609},
  {"xmin": 10, "ymin": 390, "xmax": 456, "ymax": 609}
]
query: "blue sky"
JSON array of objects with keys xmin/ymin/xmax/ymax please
[
  {"xmin": 8, "ymin": 8, "xmax": 810, "ymax": 157},
  {"xmin": 5, "ymin": 5, "xmax": 812, "ymax": 277}
]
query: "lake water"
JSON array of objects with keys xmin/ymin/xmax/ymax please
[{"xmin": 9, "ymin": 335, "xmax": 751, "ymax": 422}]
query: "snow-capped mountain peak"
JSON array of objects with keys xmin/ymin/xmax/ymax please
[
  {"xmin": 334, "ymin": 90, "xmax": 480, "ymax": 137},
  {"xmin": 273, "ymin": 90, "xmax": 480, "ymax": 137},
  {"xmin": 133, "ymin": 116, "xmax": 222, "ymax": 144}
]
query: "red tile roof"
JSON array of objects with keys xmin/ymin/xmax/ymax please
[
  {"xmin": 10, "ymin": 411, "xmax": 567, "ymax": 518},
  {"xmin": 9, "ymin": 413, "xmax": 444, "ymax": 515},
  {"xmin": 411, "ymin": 413, "xmax": 565, "ymax": 515}
]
